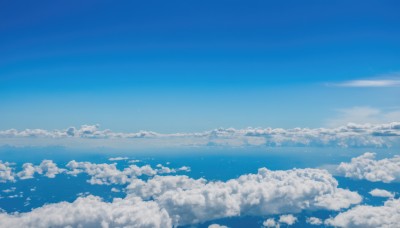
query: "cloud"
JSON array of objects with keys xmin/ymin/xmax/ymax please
[
  {"xmin": 0, "ymin": 159, "xmax": 191, "ymax": 185},
  {"xmin": 0, "ymin": 163, "xmax": 363, "ymax": 227},
  {"xmin": 127, "ymin": 168, "xmax": 361, "ymax": 226},
  {"xmin": 208, "ymin": 224, "xmax": 229, "ymax": 228},
  {"xmin": 66, "ymin": 161, "xmax": 157, "ymax": 185},
  {"xmin": 369, "ymin": 189, "xmax": 395, "ymax": 198},
  {"xmin": 0, "ymin": 195, "xmax": 172, "ymax": 228},
  {"xmin": 333, "ymin": 79, "xmax": 400, "ymax": 87},
  {"xmin": 108, "ymin": 157, "xmax": 129, "ymax": 161},
  {"xmin": 0, "ymin": 161, "xmax": 15, "ymax": 183},
  {"xmin": 337, "ymin": 152, "xmax": 400, "ymax": 183},
  {"xmin": 17, "ymin": 160, "xmax": 64, "ymax": 179},
  {"xmin": 263, "ymin": 218, "xmax": 278, "ymax": 228},
  {"xmin": 1, "ymin": 122, "xmax": 400, "ymax": 148},
  {"xmin": 306, "ymin": 217, "xmax": 323, "ymax": 225},
  {"xmin": 278, "ymin": 214, "xmax": 297, "ymax": 226},
  {"xmin": 325, "ymin": 198, "xmax": 400, "ymax": 228}
]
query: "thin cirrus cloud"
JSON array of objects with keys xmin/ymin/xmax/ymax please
[
  {"xmin": 333, "ymin": 79, "xmax": 400, "ymax": 87},
  {"xmin": 0, "ymin": 122, "xmax": 400, "ymax": 148}
]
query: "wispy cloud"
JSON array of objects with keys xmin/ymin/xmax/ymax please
[
  {"xmin": 328, "ymin": 72, "xmax": 400, "ymax": 87},
  {"xmin": 335, "ymin": 80, "xmax": 400, "ymax": 87},
  {"xmin": 334, "ymin": 79, "xmax": 400, "ymax": 87}
]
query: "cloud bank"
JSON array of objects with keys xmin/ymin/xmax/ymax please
[{"xmin": 1, "ymin": 122, "xmax": 399, "ymax": 148}]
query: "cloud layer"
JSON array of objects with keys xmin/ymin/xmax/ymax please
[
  {"xmin": 1, "ymin": 122, "xmax": 399, "ymax": 148},
  {"xmin": 0, "ymin": 166, "xmax": 362, "ymax": 227}
]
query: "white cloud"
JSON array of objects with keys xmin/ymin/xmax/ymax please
[
  {"xmin": 127, "ymin": 168, "xmax": 361, "ymax": 226},
  {"xmin": 208, "ymin": 224, "xmax": 229, "ymax": 228},
  {"xmin": 17, "ymin": 160, "xmax": 64, "ymax": 179},
  {"xmin": 111, "ymin": 187, "xmax": 120, "ymax": 193},
  {"xmin": 0, "ymin": 164, "xmax": 365, "ymax": 227},
  {"xmin": 108, "ymin": 157, "xmax": 129, "ymax": 161},
  {"xmin": 333, "ymin": 79, "xmax": 400, "ymax": 87},
  {"xmin": 337, "ymin": 152, "xmax": 400, "ymax": 183},
  {"xmin": 306, "ymin": 217, "xmax": 323, "ymax": 225},
  {"xmin": 1, "ymin": 122, "xmax": 399, "ymax": 148},
  {"xmin": 0, "ymin": 159, "xmax": 191, "ymax": 185},
  {"xmin": 263, "ymin": 218, "xmax": 279, "ymax": 228},
  {"xmin": 325, "ymin": 198, "xmax": 400, "ymax": 228},
  {"xmin": 279, "ymin": 214, "xmax": 297, "ymax": 226},
  {"xmin": 66, "ymin": 161, "xmax": 157, "ymax": 185},
  {"xmin": 369, "ymin": 189, "xmax": 395, "ymax": 198},
  {"xmin": 0, "ymin": 161, "xmax": 15, "ymax": 183},
  {"xmin": 0, "ymin": 195, "xmax": 172, "ymax": 228}
]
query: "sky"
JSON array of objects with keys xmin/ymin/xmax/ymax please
[
  {"xmin": 1, "ymin": 0, "xmax": 399, "ymax": 133},
  {"xmin": 1, "ymin": 2, "xmax": 400, "ymax": 228}
]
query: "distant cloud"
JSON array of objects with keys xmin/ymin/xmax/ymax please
[
  {"xmin": 333, "ymin": 79, "xmax": 400, "ymax": 87},
  {"xmin": 108, "ymin": 157, "xmax": 129, "ymax": 161},
  {"xmin": 329, "ymin": 72, "xmax": 400, "ymax": 87},
  {"xmin": 337, "ymin": 152, "xmax": 400, "ymax": 183},
  {"xmin": 1, "ymin": 122, "xmax": 400, "ymax": 148}
]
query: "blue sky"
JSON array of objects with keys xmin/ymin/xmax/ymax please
[
  {"xmin": 1, "ymin": 2, "xmax": 400, "ymax": 227},
  {"xmin": 1, "ymin": 0, "xmax": 399, "ymax": 132}
]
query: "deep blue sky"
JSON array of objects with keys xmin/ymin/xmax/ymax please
[{"xmin": 1, "ymin": 0, "xmax": 399, "ymax": 132}]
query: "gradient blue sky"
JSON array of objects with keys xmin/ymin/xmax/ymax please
[{"xmin": 1, "ymin": 0, "xmax": 399, "ymax": 132}]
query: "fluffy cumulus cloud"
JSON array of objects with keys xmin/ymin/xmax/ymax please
[
  {"xmin": 369, "ymin": 189, "xmax": 395, "ymax": 198},
  {"xmin": 0, "ymin": 161, "xmax": 15, "ymax": 183},
  {"xmin": 325, "ymin": 198, "xmax": 400, "ymax": 228},
  {"xmin": 127, "ymin": 168, "xmax": 361, "ymax": 226},
  {"xmin": 1, "ymin": 122, "xmax": 399, "ymax": 148},
  {"xmin": 0, "ymin": 160, "xmax": 190, "ymax": 185},
  {"xmin": 0, "ymin": 195, "xmax": 172, "ymax": 228},
  {"xmin": 66, "ymin": 161, "xmax": 157, "ymax": 185},
  {"xmin": 0, "ymin": 165, "xmax": 362, "ymax": 227},
  {"xmin": 66, "ymin": 161, "xmax": 191, "ymax": 185},
  {"xmin": 337, "ymin": 152, "xmax": 400, "ymax": 183},
  {"xmin": 263, "ymin": 218, "xmax": 278, "ymax": 227},
  {"xmin": 278, "ymin": 214, "xmax": 297, "ymax": 226},
  {"xmin": 306, "ymin": 217, "xmax": 323, "ymax": 225},
  {"xmin": 17, "ymin": 160, "xmax": 64, "ymax": 179}
]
